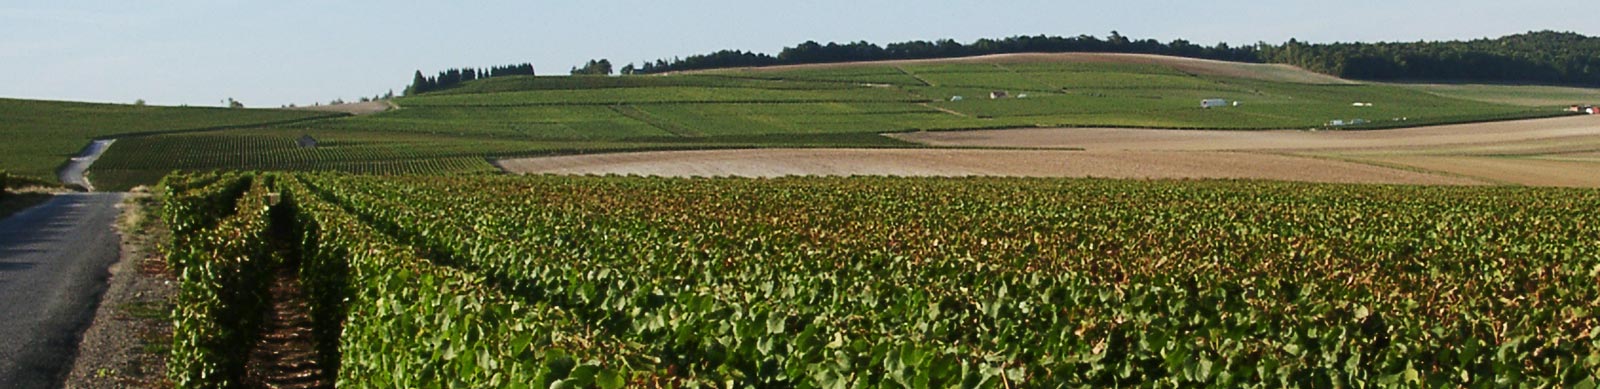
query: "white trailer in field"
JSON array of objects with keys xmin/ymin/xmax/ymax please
[{"xmin": 1201, "ymin": 98, "xmax": 1228, "ymax": 109}]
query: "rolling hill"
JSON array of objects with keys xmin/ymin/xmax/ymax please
[
  {"xmin": 11, "ymin": 53, "xmax": 1587, "ymax": 190},
  {"xmin": 0, "ymin": 98, "xmax": 340, "ymax": 185}
]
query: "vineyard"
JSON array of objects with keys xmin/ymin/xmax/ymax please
[
  {"xmin": 164, "ymin": 172, "xmax": 1600, "ymax": 387},
  {"xmin": 0, "ymin": 98, "xmax": 338, "ymax": 183},
  {"xmin": 72, "ymin": 55, "xmax": 1588, "ymax": 190}
]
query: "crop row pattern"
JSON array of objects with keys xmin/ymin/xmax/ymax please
[{"xmin": 166, "ymin": 172, "xmax": 1600, "ymax": 387}]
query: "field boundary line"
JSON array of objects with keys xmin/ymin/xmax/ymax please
[
  {"xmin": 607, "ymin": 105, "xmax": 704, "ymax": 137},
  {"xmin": 97, "ymin": 113, "xmax": 350, "ymax": 140},
  {"xmin": 918, "ymin": 103, "xmax": 971, "ymax": 118},
  {"xmin": 1260, "ymin": 151, "xmax": 1511, "ymax": 186},
  {"xmin": 893, "ymin": 66, "xmax": 935, "ymax": 87}
]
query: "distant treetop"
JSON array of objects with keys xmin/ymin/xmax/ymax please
[
  {"xmin": 403, "ymin": 31, "xmax": 1600, "ymax": 96},
  {"xmin": 623, "ymin": 31, "xmax": 1600, "ymax": 86},
  {"xmin": 406, "ymin": 63, "xmax": 535, "ymax": 95}
]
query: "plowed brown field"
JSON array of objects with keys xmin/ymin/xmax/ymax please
[
  {"xmin": 890, "ymin": 115, "xmax": 1600, "ymax": 187},
  {"xmin": 497, "ymin": 116, "xmax": 1600, "ymax": 187}
]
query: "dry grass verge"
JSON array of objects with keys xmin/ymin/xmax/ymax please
[{"xmin": 66, "ymin": 188, "xmax": 175, "ymax": 388}]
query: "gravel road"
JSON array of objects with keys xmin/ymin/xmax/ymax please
[
  {"xmin": 0, "ymin": 193, "xmax": 126, "ymax": 388},
  {"xmin": 58, "ymin": 140, "xmax": 114, "ymax": 191}
]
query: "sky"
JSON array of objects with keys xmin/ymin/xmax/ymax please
[{"xmin": 2, "ymin": 1, "xmax": 1594, "ymax": 108}]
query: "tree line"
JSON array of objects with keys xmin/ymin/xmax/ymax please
[
  {"xmin": 406, "ymin": 63, "xmax": 535, "ymax": 95},
  {"xmin": 622, "ymin": 31, "xmax": 1600, "ymax": 85},
  {"xmin": 571, "ymin": 59, "xmax": 614, "ymax": 75},
  {"xmin": 1257, "ymin": 31, "xmax": 1600, "ymax": 85}
]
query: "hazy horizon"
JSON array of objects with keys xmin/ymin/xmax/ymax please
[{"xmin": 3, "ymin": 1, "xmax": 1594, "ymax": 108}]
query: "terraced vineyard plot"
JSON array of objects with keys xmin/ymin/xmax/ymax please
[
  {"xmin": 399, "ymin": 86, "xmax": 922, "ymax": 107},
  {"xmin": 428, "ymin": 74, "xmax": 848, "ymax": 95},
  {"xmin": 89, "ymin": 126, "xmax": 921, "ymax": 190},
  {"xmin": 91, "ymin": 130, "xmax": 510, "ymax": 190},
  {"xmin": 999, "ymin": 61, "xmax": 1192, "ymax": 75},
  {"xmin": 718, "ymin": 66, "xmax": 929, "ymax": 86},
  {"xmin": 168, "ymin": 173, "xmax": 1600, "ymax": 386},
  {"xmin": 307, "ymin": 105, "xmax": 673, "ymax": 139},
  {"xmin": 908, "ymin": 71, "xmax": 1059, "ymax": 92},
  {"xmin": 0, "ymin": 98, "xmax": 338, "ymax": 182},
  {"xmin": 632, "ymin": 102, "xmax": 986, "ymax": 135},
  {"xmin": 1016, "ymin": 71, "xmax": 1232, "ymax": 91},
  {"xmin": 922, "ymin": 79, "xmax": 1553, "ymax": 129}
]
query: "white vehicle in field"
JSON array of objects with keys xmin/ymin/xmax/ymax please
[{"xmin": 1201, "ymin": 98, "xmax": 1228, "ymax": 108}]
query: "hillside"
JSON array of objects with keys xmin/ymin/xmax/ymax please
[
  {"xmin": 696, "ymin": 52, "xmax": 1354, "ymax": 85},
  {"xmin": 76, "ymin": 53, "xmax": 1593, "ymax": 190},
  {"xmin": 630, "ymin": 31, "xmax": 1600, "ymax": 86},
  {"xmin": 0, "ymin": 98, "xmax": 340, "ymax": 184}
]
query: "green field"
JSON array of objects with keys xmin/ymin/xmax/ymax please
[
  {"xmin": 1398, "ymin": 83, "xmax": 1600, "ymax": 107},
  {"xmin": 1, "ymin": 55, "xmax": 1578, "ymax": 190},
  {"xmin": 0, "ymin": 98, "xmax": 339, "ymax": 182},
  {"xmin": 165, "ymin": 172, "xmax": 1600, "ymax": 387}
]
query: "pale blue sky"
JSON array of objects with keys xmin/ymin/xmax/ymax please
[{"xmin": 2, "ymin": 1, "xmax": 1593, "ymax": 107}]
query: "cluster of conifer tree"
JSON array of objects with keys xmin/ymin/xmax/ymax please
[
  {"xmin": 406, "ymin": 63, "xmax": 535, "ymax": 95},
  {"xmin": 625, "ymin": 31, "xmax": 1599, "ymax": 86}
]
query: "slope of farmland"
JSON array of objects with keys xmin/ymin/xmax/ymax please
[
  {"xmin": 82, "ymin": 53, "xmax": 1581, "ymax": 189},
  {"xmin": 0, "ymin": 98, "xmax": 339, "ymax": 183},
  {"xmin": 893, "ymin": 115, "xmax": 1600, "ymax": 187},
  {"xmin": 164, "ymin": 172, "xmax": 1600, "ymax": 386},
  {"xmin": 699, "ymin": 52, "xmax": 1356, "ymax": 84},
  {"xmin": 1399, "ymin": 83, "xmax": 1600, "ymax": 107}
]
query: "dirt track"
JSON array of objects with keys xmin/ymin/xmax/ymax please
[{"xmin": 500, "ymin": 148, "xmax": 1479, "ymax": 185}]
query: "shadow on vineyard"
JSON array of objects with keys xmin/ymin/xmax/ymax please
[{"xmin": 162, "ymin": 174, "xmax": 337, "ymax": 388}]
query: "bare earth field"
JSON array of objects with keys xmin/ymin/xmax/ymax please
[
  {"xmin": 499, "ymin": 116, "xmax": 1600, "ymax": 187},
  {"xmin": 890, "ymin": 116, "xmax": 1600, "ymax": 187},
  {"xmin": 289, "ymin": 100, "xmax": 394, "ymax": 115},
  {"xmin": 701, "ymin": 52, "xmax": 1353, "ymax": 84},
  {"xmin": 499, "ymin": 148, "xmax": 1479, "ymax": 185}
]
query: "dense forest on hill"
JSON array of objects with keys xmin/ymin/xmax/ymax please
[
  {"xmin": 1260, "ymin": 31, "xmax": 1600, "ymax": 84},
  {"xmin": 613, "ymin": 31, "xmax": 1598, "ymax": 86}
]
